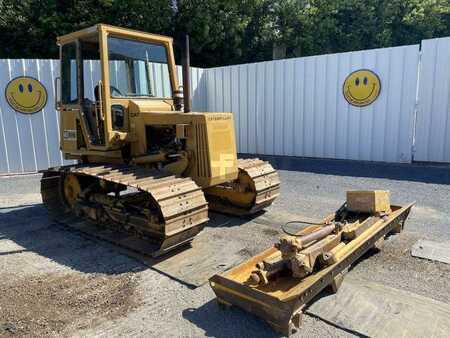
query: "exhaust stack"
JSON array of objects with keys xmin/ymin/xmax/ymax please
[{"xmin": 182, "ymin": 34, "xmax": 191, "ymax": 113}]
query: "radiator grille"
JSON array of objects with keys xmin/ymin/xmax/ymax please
[{"xmin": 195, "ymin": 123, "xmax": 211, "ymax": 178}]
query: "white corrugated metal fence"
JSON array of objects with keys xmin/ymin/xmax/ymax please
[
  {"xmin": 206, "ymin": 45, "xmax": 420, "ymax": 163},
  {"xmin": 1, "ymin": 37, "xmax": 450, "ymax": 174},
  {"xmin": 415, "ymin": 37, "xmax": 450, "ymax": 163},
  {"xmin": 0, "ymin": 59, "xmax": 66, "ymax": 174}
]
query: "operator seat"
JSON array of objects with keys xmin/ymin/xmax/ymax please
[{"xmin": 80, "ymin": 85, "xmax": 103, "ymax": 145}]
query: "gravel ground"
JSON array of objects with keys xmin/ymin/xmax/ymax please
[{"xmin": 0, "ymin": 157, "xmax": 449, "ymax": 337}]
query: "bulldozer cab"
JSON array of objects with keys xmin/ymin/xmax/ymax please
[{"xmin": 57, "ymin": 24, "xmax": 179, "ymax": 151}]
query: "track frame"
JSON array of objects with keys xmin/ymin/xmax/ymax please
[{"xmin": 41, "ymin": 164, "xmax": 209, "ymax": 257}]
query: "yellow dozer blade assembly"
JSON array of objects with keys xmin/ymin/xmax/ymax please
[{"xmin": 209, "ymin": 191, "xmax": 414, "ymax": 335}]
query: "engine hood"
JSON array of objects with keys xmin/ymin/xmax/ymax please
[{"xmin": 128, "ymin": 99, "xmax": 174, "ymax": 114}]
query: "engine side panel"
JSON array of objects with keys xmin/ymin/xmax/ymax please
[{"xmin": 191, "ymin": 113, "xmax": 238, "ymax": 187}]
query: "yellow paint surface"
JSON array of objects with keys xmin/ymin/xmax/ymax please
[
  {"xmin": 5, "ymin": 76, "xmax": 48, "ymax": 114},
  {"xmin": 343, "ymin": 69, "xmax": 381, "ymax": 107}
]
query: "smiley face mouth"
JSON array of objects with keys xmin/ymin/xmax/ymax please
[
  {"xmin": 9, "ymin": 91, "xmax": 42, "ymax": 109},
  {"xmin": 346, "ymin": 84, "xmax": 376, "ymax": 102}
]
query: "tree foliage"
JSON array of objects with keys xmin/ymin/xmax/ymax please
[{"xmin": 1, "ymin": 0, "xmax": 449, "ymax": 67}]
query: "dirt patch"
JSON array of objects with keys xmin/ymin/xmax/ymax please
[
  {"xmin": 261, "ymin": 228, "xmax": 280, "ymax": 237},
  {"xmin": 0, "ymin": 272, "xmax": 141, "ymax": 337}
]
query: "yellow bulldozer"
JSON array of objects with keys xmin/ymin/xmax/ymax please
[{"xmin": 41, "ymin": 24, "xmax": 280, "ymax": 256}]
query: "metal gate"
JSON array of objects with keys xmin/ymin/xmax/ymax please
[{"xmin": 415, "ymin": 37, "xmax": 450, "ymax": 163}]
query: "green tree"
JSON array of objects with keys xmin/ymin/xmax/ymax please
[
  {"xmin": 173, "ymin": 0, "xmax": 254, "ymax": 66},
  {"xmin": 1, "ymin": 0, "xmax": 450, "ymax": 65},
  {"xmin": 293, "ymin": 0, "xmax": 450, "ymax": 57},
  {"xmin": 379, "ymin": 0, "xmax": 450, "ymax": 47},
  {"xmin": 0, "ymin": 0, "xmax": 174, "ymax": 59}
]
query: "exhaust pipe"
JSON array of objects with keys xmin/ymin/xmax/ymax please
[{"xmin": 182, "ymin": 34, "xmax": 191, "ymax": 113}]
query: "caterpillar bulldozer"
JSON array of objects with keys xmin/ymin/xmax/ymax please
[{"xmin": 41, "ymin": 24, "xmax": 280, "ymax": 256}]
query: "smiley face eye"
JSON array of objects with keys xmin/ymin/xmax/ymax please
[
  {"xmin": 355, "ymin": 78, "xmax": 360, "ymax": 86},
  {"xmin": 28, "ymin": 84, "xmax": 33, "ymax": 92},
  {"xmin": 19, "ymin": 84, "xmax": 24, "ymax": 92},
  {"xmin": 363, "ymin": 77, "xmax": 368, "ymax": 85}
]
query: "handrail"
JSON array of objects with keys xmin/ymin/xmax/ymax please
[
  {"xmin": 97, "ymin": 80, "xmax": 104, "ymax": 121},
  {"xmin": 54, "ymin": 77, "xmax": 61, "ymax": 110}
]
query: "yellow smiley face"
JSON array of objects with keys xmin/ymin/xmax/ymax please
[
  {"xmin": 343, "ymin": 70, "xmax": 381, "ymax": 107},
  {"xmin": 5, "ymin": 76, "xmax": 48, "ymax": 114}
]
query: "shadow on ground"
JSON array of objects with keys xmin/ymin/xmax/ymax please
[
  {"xmin": 183, "ymin": 299, "xmax": 281, "ymax": 338},
  {"xmin": 0, "ymin": 204, "xmax": 146, "ymax": 275},
  {"xmin": 208, "ymin": 210, "xmax": 265, "ymax": 228},
  {"xmin": 240, "ymin": 154, "xmax": 450, "ymax": 185},
  {"xmin": 0, "ymin": 204, "xmax": 253, "ymax": 279}
]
